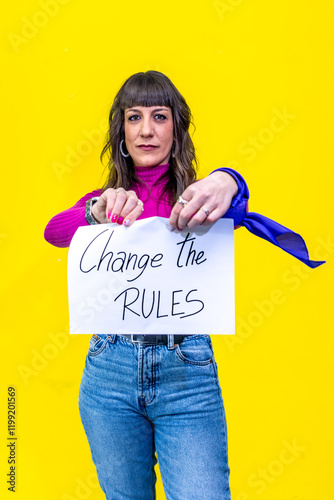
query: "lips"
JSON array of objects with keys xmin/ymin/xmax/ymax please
[{"xmin": 137, "ymin": 145, "xmax": 158, "ymax": 151}]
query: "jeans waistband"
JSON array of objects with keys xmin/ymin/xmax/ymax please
[{"xmin": 117, "ymin": 334, "xmax": 189, "ymax": 345}]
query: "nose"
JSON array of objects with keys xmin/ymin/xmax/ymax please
[{"xmin": 139, "ymin": 116, "xmax": 153, "ymax": 138}]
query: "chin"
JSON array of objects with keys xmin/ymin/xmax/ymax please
[{"xmin": 136, "ymin": 158, "xmax": 164, "ymax": 168}]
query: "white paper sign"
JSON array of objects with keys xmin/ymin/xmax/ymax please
[{"xmin": 67, "ymin": 217, "xmax": 234, "ymax": 335}]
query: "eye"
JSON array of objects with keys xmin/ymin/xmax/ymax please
[
  {"xmin": 128, "ymin": 114, "xmax": 140, "ymax": 121},
  {"xmin": 154, "ymin": 114, "xmax": 167, "ymax": 121}
]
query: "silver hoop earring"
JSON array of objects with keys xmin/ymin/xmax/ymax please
[{"xmin": 120, "ymin": 140, "xmax": 130, "ymax": 158}]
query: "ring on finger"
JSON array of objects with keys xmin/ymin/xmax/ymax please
[
  {"xmin": 200, "ymin": 207, "xmax": 210, "ymax": 216},
  {"xmin": 137, "ymin": 200, "xmax": 144, "ymax": 211},
  {"xmin": 116, "ymin": 188, "xmax": 126, "ymax": 194},
  {"xmin": 177, "ymin": 195, "xmax": 188, "ymax": 208}
]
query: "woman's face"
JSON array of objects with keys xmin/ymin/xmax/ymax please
[{"xmin": 124, "ymin": 106, "xmax": 174, "ymax": 167}]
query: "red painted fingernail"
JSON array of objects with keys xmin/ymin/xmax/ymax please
[
  {"xmin": 178, "ymin": 227, "xmax": 183, "ymax": 231},
  {"xmin": 117, "ymin": 216, "xmax": 124, "ymax": 225},
  {"xmin": 111, "ymin": 214, "xmax": 118, "ymax": 223},
  {"xmin": 107, "ymin": 212, "xmax": 112, "ymax": 219}
]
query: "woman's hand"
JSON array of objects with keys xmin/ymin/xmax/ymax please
[
  {"xmin": 91, "ymin": 188, "xmax": 144, "ymax": 226},
  {"xmin": 168, "ymin": 171, "xmax": 238, "ymax": 230}
]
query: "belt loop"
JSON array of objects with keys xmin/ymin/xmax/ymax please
[
  {"xmin": 167, "ymin": 334, "xmax": 175, "ymax": 350},
  {"xmin": 107, "ymin": 334, "xmax": 116, "ymax": 344}
]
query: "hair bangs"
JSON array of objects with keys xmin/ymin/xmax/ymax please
[{"xmin": 118, "ymin": 72, "xmax": 174, "ymax": 110}]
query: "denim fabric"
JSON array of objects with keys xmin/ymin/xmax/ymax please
[{"xmin": 79, "ymin": 334, "xmax": 231, "ymax": 500}]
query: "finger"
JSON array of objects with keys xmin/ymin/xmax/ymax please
[
  {"xmin": 107, "ymin": 190, "xmax": 128, "ymax": 222},
  {"xmin": 179, "ymin": 184, "xmax": 235, "ymax": 228},
  {"xmin": 115, "ymin": 195, "xmax": 138, "ymax": 222},
  {"xmin": 187, "ymin": 198, "xmax": 231, "ymax": 228},
  {"xmin": 96, "ymin": 189, "xmax": 116, "ymax": 222},
  {"xmin": 122, "ymin": 201, "xmax": 145, "ymax": 227},
  {"xmin": 205, "ymin": 199, "xmax": 231, "ymax": 222},
  {"xmin": 185, "ymin": 207, "xmax": 211, "ymax": 229},
  {"xmin": 199, "ymin": 207, "xmax": 224, "ymax": 226},
  {"xmin": 90, "ymin": 191, "xmax": 113, "ymax": 223},
  {"xmin": 117, "ymin": 196, "xmax": 143, "ymax": 225},
  {"xmin": 175, "ymin": 194, "xmax": 210, "ymax": 229},
  {"xmin": 169, "ymin": 204, "xmax": 184, "ymax": 229},
  {"xmin": 169, "ymin": 195, "xmax": 190, "ymax": 229}
]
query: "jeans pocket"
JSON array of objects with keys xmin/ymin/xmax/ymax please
[
  {"xmin": 175, "ymin": 336, "xmax": 213, "ymax": 366},
  {"xmin": 87, "ymin": 334, "xmax": 109, "ymax": 357}
]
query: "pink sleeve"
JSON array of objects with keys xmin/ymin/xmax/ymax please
[{"xmin": 44, "ymin": 189, "xmax": 102, "ymax": 248}]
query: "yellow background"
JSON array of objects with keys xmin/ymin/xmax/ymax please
[{"xmin": 1, "ymin": 1, "xmax": 333, "ymax": 499}]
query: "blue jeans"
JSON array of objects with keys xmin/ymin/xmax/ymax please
[{"xmin": 79, "ymin": 334, "xmax": 231, "ymax": 500}]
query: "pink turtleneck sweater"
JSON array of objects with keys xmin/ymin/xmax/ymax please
[{"xmin": 44, "ymin": 164, "xmax": 172, "ymax": 248}]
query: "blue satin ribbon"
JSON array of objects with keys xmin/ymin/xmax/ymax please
[{"xmin": 213, "ymin": 168, "xmax": 325, "ymax": 268}]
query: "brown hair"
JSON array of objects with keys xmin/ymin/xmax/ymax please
[{"xmin": 100, "ymin": 71, "xmax": 197, "ymax": 204}]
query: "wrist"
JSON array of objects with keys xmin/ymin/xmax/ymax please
[{"xmin": 85, "ymin": 197, "xmax": 100, "ymax": 225}]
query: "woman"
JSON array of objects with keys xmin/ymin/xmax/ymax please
[{"xmin": 44, "ymin": 71, "xmax": 323, "ymax": 500}]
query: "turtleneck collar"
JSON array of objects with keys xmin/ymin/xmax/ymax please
[{"xmin": 134, "ymin": 163, "xmax": 169, "ymax": 183}]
